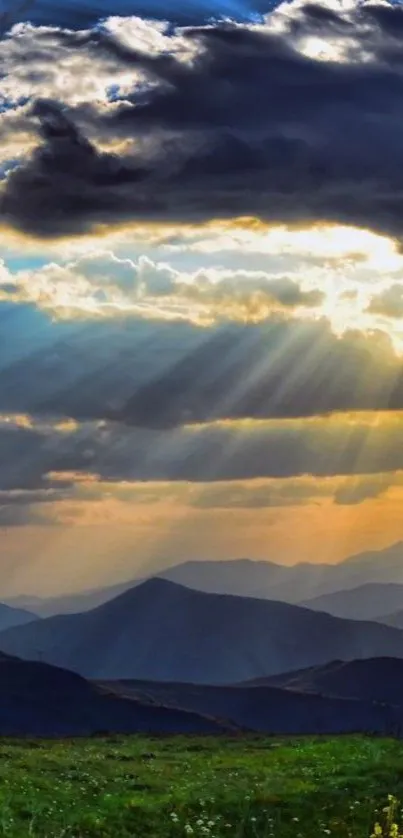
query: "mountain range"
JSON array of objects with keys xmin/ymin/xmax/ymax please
[
  {"xmin": 3, "ymin": 547, "xmax": 403, "ymax": 736},
  {"xmin": 2, "ymin": 578, "xmax": 403, "ymax": 683},
  {"xmin": 301, "ymin": 583, "xmax": 403, "ymax": 622},
  {"xmin": 7, "ymin": 541, "xmax": 403, "ymax": 617},
  {"xmin": 3, "ymin": 649, "xmax": 403, "ymax": 737}
]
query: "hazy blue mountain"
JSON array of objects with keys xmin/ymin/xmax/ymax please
[
  {"xmin": 8, "ymin": 542, "xmax": 403, "ymax": 617},
  {"xmin": 0, "ymin": 602, "xmax": 38, "ymax": 632},
  {"xmin": 163, "ymin": 544, "xmax": 403, "ymax": 602},
  {"xmin": 3, "ymin": 559, "xmax": 318, "ymax": 614},
  {"xmin": 162, "ymin": 558, "xmax": 325, "ymax": 602},
  {"xmin": 301, "ymin": 583, "xmax": 403, "ymax": 622},
  {"xmin": 5, "ymin": 581, "xmax": 145, "ymax": 618},
  {"xmin": 2, "ymin": 579, "xmax": 403, "ymax": 682}
]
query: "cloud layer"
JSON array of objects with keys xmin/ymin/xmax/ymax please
[{"xmin": 3, "ymin": 2, "xmax": 403, "ymax": 237}]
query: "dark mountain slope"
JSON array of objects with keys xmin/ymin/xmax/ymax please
[
  {"xmin": 251, "ymin": 657, "xmax": 403, "ymax": 706},
  {"xmin": 100, "ymin": 678, "xmax": 403, "ymax": 735},
  {"xmin": 2, "ymin": 579, "xmax": 403, "ymax": 682},
  {"xmin": 0, "ymin": 655, "xmax": 224, "ymax": 736}
]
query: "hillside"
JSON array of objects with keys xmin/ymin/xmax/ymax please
[
  {"xmin": 2, "ymin": 579, "xmax": 403, "ymax": 682},
  {"xmin": 253, "ymin": 657, "xmax": 403, "ymax": 706},
  {"xmin": 100, "ymin": 678, "xmax": 401, "ymax": 735},
  {"xmin": 301, "ymin": 583, "xmax": 403, "ymax": 621},
  {"xmin": 0, "ymin": 654, "xmax": 224, "ymax": 736}
]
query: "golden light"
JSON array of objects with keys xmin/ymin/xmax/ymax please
[{"xmin": 2, "ymin": 218, "xmax": 403, "ymax": 351}]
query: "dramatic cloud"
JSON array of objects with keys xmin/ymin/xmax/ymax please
[
  {"xmin": 2, "ymin": 408, "xmax": 403, "ymax": 535},
  {"xmin": 3, "ymin": 2, "xmax": 403, "ymax": 237},
  {"xmin": 2, "ymin": 407, "xmax": 403, "ymax": 490},
  {"xmin": 0, "ymin": 251, "xmax": 323, "ymax": 321}
]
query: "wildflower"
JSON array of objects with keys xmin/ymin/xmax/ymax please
[{"xmin": 184, "ymin": 826, "xmax": 194, "ymax": 835}]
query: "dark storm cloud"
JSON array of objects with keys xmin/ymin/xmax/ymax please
[
  {"xmin": 4, "ymin": 5, "xmax": 403, "ymax": 236},
  {"xmin": 3, "ymin": 301, "xmax": 403, "ymax": 427},
  {"xmin": 0, "ymin": 422, "xmax": 91, "ymax": 491},
  {"xmin": 1, "ymin": 405, "xmax": 403, "ymax": 492}
]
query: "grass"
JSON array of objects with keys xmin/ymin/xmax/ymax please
[{"xmin": 0, "ymin": 735, "xmax": 402, "ymax": 836}]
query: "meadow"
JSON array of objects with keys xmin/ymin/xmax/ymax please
[{"xmin": 0, "ymin": 735, "xmax": 402, "ymax": 837}]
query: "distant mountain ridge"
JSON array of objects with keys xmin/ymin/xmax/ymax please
[
  {"xmin": 301, "ymin": 583, "xmax": 403, "ymax": 622},
  {"xmin": 2, "ymin": 578, "xmax": 403, "ymax": 683},
  {"xmin": 8, "ymin": 541, "xmax": 403, "ymax": 616},
  {"xmin": 0, "ymin": 602, "xmax": 38, "ymax": 631}
]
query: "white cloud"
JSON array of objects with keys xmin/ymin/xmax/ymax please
[{"xmin": 0, "ymin": 250, "xmax": 324, "ymax": 323}]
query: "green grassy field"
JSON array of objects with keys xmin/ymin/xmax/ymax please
[{"xmin": 0, "ymin": 735, "xmax": 402, "ymax": 837}]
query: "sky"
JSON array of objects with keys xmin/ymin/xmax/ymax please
[{"xmin": 2, "ymin": 0, "xmax": 403, "ymax": 594}]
